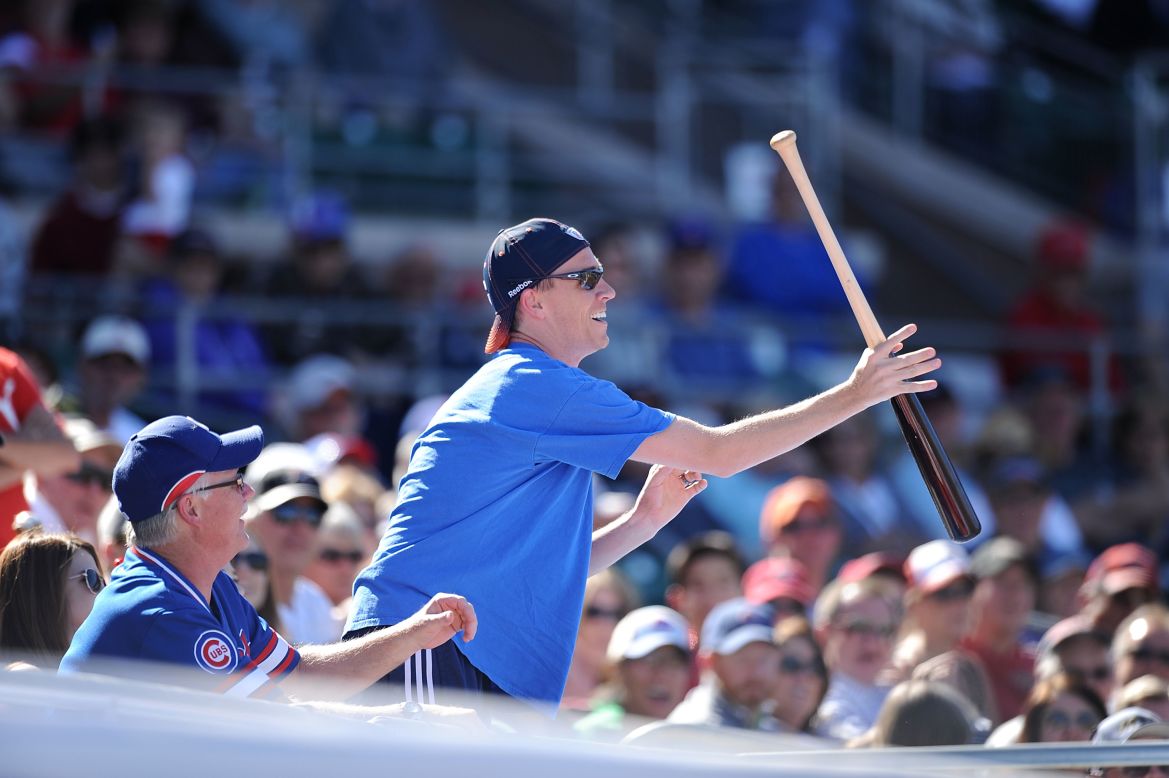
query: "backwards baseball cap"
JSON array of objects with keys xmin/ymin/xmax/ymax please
[
  {"xmin": 482, "ymin": 217, "xmax": 590, "ymax": 354},
  {"xmin": 904, "ymin": 540, "xmax": 971, "ymax": 595},
  {"xmin": 700, "ymin": 597, "xmax": 775, "ymax": 656},
  {"xmin": 81, "ymin": 315, "xmax": 150, "ymax": 366},
  {"xmin": 606, "ymin": 606, "xmax": 691, "ymax": 664},
  {"xmin": 742, "ymin": 557, "xmax": 815, "ymax": 608},
  {"xmin": 1083, "ymin": 542, "xmax": 1160, "ymax": 598},
  {"xmin": 113, "ymin": 416, "xmax": 264, "ymax": 524}
]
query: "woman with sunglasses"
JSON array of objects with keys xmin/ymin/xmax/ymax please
[
  {"xmin": 771, "ymin": 616, "xmax": 828, "ymax": 734},
  {"xmin": 1020, "ymin": 672, "xmax": 1107, "ymax": 745},
  {"xmin": 562, "ymin": 568, "xmax": 639, "ymax": 711},
  {"xmin": 347, "ymin": 217, "xmax": 940, "ymax": 709},
  {"xmin": 0, "ymin": 532, "xmax": 105, "ymax": 668}
]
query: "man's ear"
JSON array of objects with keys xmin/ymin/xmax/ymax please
[
  {"xmin": 516, "ymin": 286, "xmax": 545, "ymax": 320},
  {"xmin": 173, "ymin": 494, "xmax": 201, "ymax": 528}
]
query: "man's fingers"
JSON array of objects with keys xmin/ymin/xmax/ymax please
[
  {"xmin": 881, "ymin": 323, "xmax": 918, "ymax": 352},
  {"xmin": 901, "ymin": 379, "xmax": 940, "ymax": 393}
]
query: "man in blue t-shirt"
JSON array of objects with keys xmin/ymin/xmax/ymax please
[
  {"xmin": 347, "ymin": 217, "xmax": 942, "ymax": 708},
  {"xmin": 62, "ymin": 415, "xmax": 477, "ymax": 717}
]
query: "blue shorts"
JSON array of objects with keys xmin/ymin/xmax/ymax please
[{"xmin": 343, "ymin": 626, "xmax": 507, "ymax": 705}]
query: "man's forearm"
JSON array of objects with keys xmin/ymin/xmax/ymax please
[{"xmin": 287, "ymin": 622, "xmax": 422, "ymax": 701}]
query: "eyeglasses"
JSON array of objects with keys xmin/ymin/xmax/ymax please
[
  {"xmin": 232, "ymin": 551, "xmax": 268, "ymax": 572},
  {"xmin": 1042, "ymin": 708, "xmax": 1099, "ymax": 731},
  {"xmin": 1128, "ymin": 646, "xmax": 1169, "ymax": 666},
  {"xmin": 543, "ymin": 265, "xmax": 605, "ymax": 291},
  {"xmin": 189, "ymin": 472, "xmax": 246, "ymax": 499},
  {"xmin": 929, "ymin": 579, "xmax": 975, "ymax": 602},
  {"xmin": 1066, "ymin": 665, "xmax": 1112, "ymax": 683},
  {"xmin": 72, "ymin": 568, "xmax": 105, "ymax": 595},
  {"xmin": 319, "ymin": 548, "xmax": 364, "ymax": 564},
  {"xmin": 836, "ymin": 620, "xmax": 896, "ymax": 640},
  {"xmin": 780, "ymin": 517, "xmax": 836, "ymax": 535},
  {"xmin": 584, "ymin": 605, "xmax": 623, "ymax": 621},
  {"xmin": 778, "ymin": 655, "xmax": 820, "ymax": 676},
  {"xmin": 270, "ymin": 503, "xmax": 324, "ymax": 528},
  {"xmin": 65, "ymin": 464, "xmax": 113, "ymax": 490}
]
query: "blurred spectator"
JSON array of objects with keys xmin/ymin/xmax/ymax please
[
  {"xmin": 281, "ymin": 354, "xmax": 363, "ymax": 442},
  {"xmin": 1038, "ymin": 550, "xmax": 1091, "ymax": 620},
  {"xmin": 0, "ymin": 347, "xmax": 80, "ymax": 548},
  {"xmin": 983, "ymin": 456, "xmax": 1086, "ymax": 568},
  {"xmin": 815, "ymin": 413, "xmax": 927, "ymax": 560},
  {"xmin": 573, "ymin": 605, "xmax": 693, "ymax": 741},
  {"xmin": 318, "ymin": 463, "xmax": 388, "ymax": 549},
  {"xmin": 664, "ymin": 531, "xmax": 745, "ymax": 643},
  {"xmin": 244, "ymin": 445, "xmax": 337, "ymax": 645},
  {"xmin": 999, "ymin": 221, "xmax": 1122, "ymax": 395},
  {"xmin": 563, "ymin": 568, "xmax": 640, "ymax": 711},
  {"xmin": 1118, "ymin": 676, "xmax": 1169, "ymax": 722},
  {"xmin": 28, "ymin": 116, "xmax": 126, "ymax": 277},
  {"xmin": 229, "ymin": 538, "xmax": 280, "ymax": 634},
  {"xmin": 648, "ymin": 216, "xmax": 771, "ymax": 389},
  {"xmin": 1114, "ymin": 605, "xmax": 1169, "ymax": 690},
  {"xmin": 1075, "ymin": 397, "xmax": 1169, "ymax": 551},
  {"xmin": 0, "ymin": 532, "xmax": 104, "ymax": 668},
  {"xmin": 848, "ymin": 679, "xmax": 983, "ymax": 748},
  {"xmin": 668, "ymin": 597, "xmax": 780, "ymax": 730},
  {"xmin": 759, "ymin": 476, "xmax": 842, "ymax": 592},
  {"xmin": 141, "ymin": 227, "xmax": 270, "ymax": 419},
  {"xmin": 1078, "ymin": 543, "xmax": 1160, "ymax": 637},
  {"xmin": 770, "ymin": 615, "xmax": 828, "ymax": 735},
  {"xmin": 837, "ymin": 551, "xmax": 908, "ymax": 594},
  {"xmin": 95, "ymin": 493, "xmax": 127, "ymax": 574},
  {"xmin": 0, "ymin": 0, "xmax": 101, "ymax": 132},
  {"xmin": 23, "ymin": 416, "xmax": 121, "ymax": 543},
  {"xmin": 1020, "ymin": 672, "xmax": 1106, "ymax": 744},
  {"xmin": 1089, "ymin": 706, "xmax": 1169, "ymax": 777},
  {"xmin": 886, "ymin": 540, "xmax": 979, "ymax": 685},
  {"xmin": 302, "ymin": 501, "xmax": 368, "ymax": 612},
  {"xmin": 960, "ymin": 537, "xmax": 1039, "ymax": 722},
  {"xmin": 257, "ymin": 191, "xmax": 375, "ymax": 365},
  {"xmin": 741, "ymin": 556, "xmax": 815, "ymax": 621},
  {"xmin": 724, "ymin": 171, "xmax": 862, "ymax": 346},
  {"xmin": 60, "ymin": 315, "xmax": 150, "ymax": 444},
  {"xmin": 887, "ymin": 383, "xmax": 996, "ymax": 542},
  {"xmin": 121, "ymin": 101, "xmax": 194, "ymax": 256},
  {"xmin": 813, "ymin": 576, "xmax": 901, "ymax": 741},
  {"xmin": 1035, "ymin": 615, "xmax": 1115, "ymax": 708}
]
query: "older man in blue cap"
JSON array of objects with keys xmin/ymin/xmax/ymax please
[{"xmin": 62, "ymin": 415, "xmax": 475, "ymax": 711}]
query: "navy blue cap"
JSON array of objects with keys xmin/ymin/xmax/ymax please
[
  {"xmin": 114, "ymin": 416, "xmax": 264, "ymax": 524},
  {"xmin": 482, "ymin": 217, "xmax": 590, "ymax": 353},
  {"xmin": 700, "ymin": 597, "xmax": 775, "ymax": 655}
]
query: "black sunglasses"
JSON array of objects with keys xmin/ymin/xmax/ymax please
[
  {"xmin": 65, "ymin": 464, "xmax": 113, "ymax": 490},
  {"xmin": 232, "ymin": 551, "xmax": 268, "ymax": 572},
  {"xmin": 271, "ymin": 503, "xmax": 324, "ymax": 528},
  {"xmin": 319, "ymin": 548, "xmax": 364, "ymax": 564},
  {"xmin": 72, "ymin": 568, "xmax": 105, "ymax": 595},
  {"xmin": 1129, "ymin": 646, "xmax": 1169, "ymax": 665},
  {"xmin": 189, "ymin": 471, "xmax": 246, "ymax": 498},
  {"xmin": 929, "ymin": 578, "xmax": 975, "ymax": 602},
  {"xmin": 543, "ymin": 265, "xmax": 605, "ymax": 291},
  {"xmin": 778, "ymin": 655, "xmax": 820, "ymax": 676},
  {"xmin": 584, "ymin": 604, "xmax": 623, "ymax": 621}
]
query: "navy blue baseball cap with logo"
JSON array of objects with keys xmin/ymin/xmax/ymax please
[
  {"xmin": 113, "ymin": 415, "xmax": 265, "ymax": 524},
  {"xmin": 482, "ymin": 217, "xmax": 590, "ymax": 354}
]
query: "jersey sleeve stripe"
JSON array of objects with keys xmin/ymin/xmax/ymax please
[{"xmin": 222, "ymin": 638, "xmax": 296, "ymax": 698}]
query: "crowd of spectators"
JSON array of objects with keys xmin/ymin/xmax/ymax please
[{"xmin": 0, "ymin": 0, "xmax": 1167, "ymax": 772}]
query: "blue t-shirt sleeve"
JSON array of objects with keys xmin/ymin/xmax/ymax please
[{"xmin": 536, "ymin": 375, "xmax": 674, "ymax": 478}]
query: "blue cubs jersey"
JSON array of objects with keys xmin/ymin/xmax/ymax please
[{"xmin": 60, "ymin": 547, "xmax": 299, "ymax": 698}]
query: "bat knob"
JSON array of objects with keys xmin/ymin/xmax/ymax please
[{"xmin": 770, "ymin": 130, "xmax": 797, "ymax": 151}]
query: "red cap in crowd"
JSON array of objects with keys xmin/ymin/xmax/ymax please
[{"xmin": 742, "ymin": 557, "xmax": 815, "ymax": 609}]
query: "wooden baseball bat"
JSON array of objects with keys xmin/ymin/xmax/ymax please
[{"xmin": 769, "ymin": 130, "xmax": 982, "ymax": 543}]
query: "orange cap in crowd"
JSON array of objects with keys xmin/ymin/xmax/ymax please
[{"xmin": 759, "ymin": 476, "xmax": 833, "ymax": 545}]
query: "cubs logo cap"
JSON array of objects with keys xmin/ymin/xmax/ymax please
[
  {"xmin": 482, "ymin": 217, "xmax": 590, "ymax": 354},
  {"xmin": 114, "ymin": 415, "xmax": 265, "ymax": 524}
]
